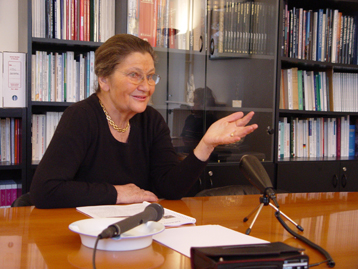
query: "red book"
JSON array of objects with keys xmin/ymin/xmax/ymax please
[
  {"xmin": 18, "ymin": 119, "xmax": 22, "ymax": 164},
  {"xmin": 138, "ymin": 0, "xmax": 157, "ymax": 47},
  {"xmin": 79, "ymin": 0, "xmax": 84, "ymax": 40},
  {"xmin": 74, "ymin": 0, "xmax": 78, "ymax": 40},
  {"xmin": 87, "ymin": 0, "xmax": 90, "ymax": 41},
  {"xmin": 336, "ymin": 117, "xmax": 341, "ymax": 157},
  {"xmin": 14, "ymin": 119, "xmax": 18, "ymax": 164},
  {"xmin": 71, "ymin": 0, "xmax": 75, "ymax": 40},
  {"xmin": 66, "ymin": 0, "xmax": 70, "ymax": 40},
  {"xmin": 83, "ymin": 0, "xmax": 87, "ymax": 41},
  {"xmin": 0, "ymin": 183, "xmax": 5, "ymax": 207}
]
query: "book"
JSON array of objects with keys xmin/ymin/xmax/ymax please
[
  {"xmin": 0, "ymin": 180, "xmax": 17, "ymax": 207},
  {"xmin": 127, "ymin": 0, "xmax": 139, "ymax": 36},
  {"xmin": 312, "ymin": 11, "xmax": 318, "ymax": 61},
  {"xmin": 336, "ymin": 117, "xmax": 341, "ymax": 157},
  {"xmin": 138, "ymin": 0, "xmax": 157, "ymax": 47},
  {"xmin": 210, "ymin": 0, "xmax": 220, "ymax": 54},
  {"xmin": 192, "ymin": 0, "xmax": 205, "ymax": 51},
  {"xmin": 0, "ymin": 181, "xmax": 5, "ymax": 207},
  {"xmin": 2, "ymin": 52, "xmax": 26, "ymax": 107},
  {"xmin": 291, "ymin": 68, "xmax": 299, "ymax": 110},
  {"xmin": 297, "ymin": 69, "xmax": 303, "ymax": 110},
  {"xmin": 278, "ymin": 118, "xmax": 282, "ymax": 159},
  {"xmin": 88, "ymin": 51, "xmax": 96, "ymax": 96},
  {"xmin": 286, "ymin": 68, "xmax": 293, "ymax": 109},
  {"xmin": 279, "ymin": 69, "xmax": 286, "ymax": 109},
  {"xmin": 0, "ymin": 52, "xmax": 2, "ymax": 108},
  {"xmin": 291, "ymin": 117, "xmax": 297, "ymax": 158},
  {"xmin": 349, "ymin": 124, "xmax": 355, "ymax": 157},
  {"xmin": 355, "ymin": 118, "xmax": 358, "ymax": 157},
  {"xmin": 76, "ymin": 201, "xmax": 196, "ymax": 227},
  {"xmin": 0, "ymin": 118, "xmax": 7, "ymax": 162}
]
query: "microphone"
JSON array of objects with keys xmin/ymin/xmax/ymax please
[
  {"xmin": 98, "ymin": 203, "xmax": 164, "ymax": 239},
  {"xmin": 239, "ymin": 155, "xmax": 279, "ymax": 208}
]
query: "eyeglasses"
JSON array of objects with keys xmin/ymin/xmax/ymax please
[{"xmin": 120, "ymin": 71, "xmax": 161, "ymax": 85}]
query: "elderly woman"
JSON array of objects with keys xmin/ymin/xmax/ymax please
[{"xmin": 30, "ymin": 34, "xmax": 258, "ymax": 208}]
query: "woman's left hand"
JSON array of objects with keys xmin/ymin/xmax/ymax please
[{"xmin": 194, "ymin": 111, "xmax": 258, "ymax": 161}]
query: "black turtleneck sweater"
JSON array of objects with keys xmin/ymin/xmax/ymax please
[{"xmin": 30, "ymin": 94, "xmax": 207, "ymax": 208}]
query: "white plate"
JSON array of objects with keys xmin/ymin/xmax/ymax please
[{"xmin": 69, "ymin": 218, "xmax": 165, "ymax": 251}]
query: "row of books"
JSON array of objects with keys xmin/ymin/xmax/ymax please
[
  {"xmin": 0, "ymin": 180, "xmax": 22, "ymax": 208},
  {"xmin": 32, "ymin": 0, "xmax": 115, "ymax": 42},
  {"xmin": 278, "ymin": 116, "xmax": 357, "ymax": 159},
  {"xmin": 0, "ymin": 118, "xmax": 22, "ymax": 165},
  {"xmin": 211, "ymin": 1, "xmax": 274, "ymax": 55},
  {"xmin": 128, "ymin": 0, "xmax": 205, "ymax": 51},
  {"xmin": 282, "ymin": 4, "xmax": 357, "ymax": 64},
  {"xmin": 32, "ymin": 112, "xmax": 63, "ymax": 162},
  {"xmin": 31, "ymin": 50, "xmax": 97, "ymax": 102},
  {"xmin": 0, "ymin": 52, "xmax": 26, "ymax": 108},
  {"xmin": 280, "ymin": 68, "xmax": 358, "ymax": 112}
]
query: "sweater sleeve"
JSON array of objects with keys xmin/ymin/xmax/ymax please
[{"xmin": 30, "ymin": 104, "xmax": 117, "ymax": 208}]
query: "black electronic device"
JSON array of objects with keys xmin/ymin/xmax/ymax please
[{"xmin": 191, "ymin": 242, "xmax": 309, "ymax": 269}]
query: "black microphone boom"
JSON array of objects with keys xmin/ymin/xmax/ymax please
[
  {"xmin": 239, "ymin": 155, "xmax": 279, "ymax": 208},
  {"xmin": 98, "ymin": 203, "xmax": 164, "ymax": 239}
]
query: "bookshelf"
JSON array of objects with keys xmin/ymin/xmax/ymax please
[
  {"xmin": 0, "ymin": 108, "xmax": 27, "ymax": 206},
  {"xmin": 275, "ymin": 0, "xmax": 358, "ymax": 192}
]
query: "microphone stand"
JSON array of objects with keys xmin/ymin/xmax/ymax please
[
  {"xmin": 242, "ymin": 192, "xmax": 336, "ymax": 267},
  {"xmin": 243, "ymin": 193, "xmax": 304, "ymax": 235}
]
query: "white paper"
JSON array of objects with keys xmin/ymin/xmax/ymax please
[
  {"xmin": 153, "ymin": 225, "xmax": 268, "ymax": 257},
  {"xmin": 76, "ymin": 202, "xmax": 196, "ymax": 227}
]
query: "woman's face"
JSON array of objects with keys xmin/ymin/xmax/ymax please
[{"xmin": 100, "ymin": 52, "xmax": 156, "ymax": 116}]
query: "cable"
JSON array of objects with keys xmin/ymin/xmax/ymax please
[
  {"xmin": 274, "ymin": 211, "xmax": 335, "ymax": 268},
  {"xmin": 92, "ymin": 235, "xmax": 101, "ymax": 269}
]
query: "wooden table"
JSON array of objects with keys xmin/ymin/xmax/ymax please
[{"xmin": 1, "ymin": 192, "xmax": 358, "ymax": 268}]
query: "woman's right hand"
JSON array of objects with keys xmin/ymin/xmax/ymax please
[{"xmin": 114, "ymin": 183, "xmax": 158, "ymax": 204}]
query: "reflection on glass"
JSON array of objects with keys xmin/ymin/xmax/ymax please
[
  {"xmin": 209, "ymin": 0, "xmax": 276, "ymax": 57},
  {"xmin": 127, "ymin": 0, "xmax": 205, "ymax": 51},
  {"xmin": 180, "ymin": 87, "xmax": 218, "ymax": 152}
]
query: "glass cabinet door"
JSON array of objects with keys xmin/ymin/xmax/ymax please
[
  {"xmin": 128, "ymin": 0, "xmax": 278, "ymax": 163},
  {"xmin": 205, "ymin": 0, "xmax": 279, "ymax": 163},
  {"xmin": 163, "ymin": 0, "xmax": 208, "ymax": 157}
]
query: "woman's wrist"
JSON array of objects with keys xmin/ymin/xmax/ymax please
[{"xmin": 193, "ymin": 139, "xmax": 215, "ymax": 162}]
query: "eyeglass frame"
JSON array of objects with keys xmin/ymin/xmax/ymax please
[{"xmin": 119, "ymin": 71, "xmax": 161, "ymax": 85}]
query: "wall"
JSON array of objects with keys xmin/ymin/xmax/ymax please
[{"xmin": 0, "ymin": 0, "xmax": 19, "ymax": 52}]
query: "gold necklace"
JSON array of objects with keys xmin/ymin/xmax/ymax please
[{"xmin": 99, "ymin": 100, "xmax": 130, "ymax": 133}]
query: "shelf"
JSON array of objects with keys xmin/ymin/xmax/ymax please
[
  {"xmin": 31, "ymin": 37, "xmax": 103, "ymax": 52},
  {"xmin": 278, "ymin": 109, "xmax": 358, "ymax": 117},
  {"xmin": 31, "ymin": 101, "xmax": 74, "ymax": 107},
  {"xmin": 277, "ymin": 156, "xmax": 358, "ymax": 162},
  {"xmin": 210, "ymin": 53, "xmax": 275, "ymax": 61},
  {"xmin": 281, "ymin": 57, "xmax": 358, "ymax": 71},
  {"xmin": 0, "ymin": 108, "xmax": 25, "ymax": 118},
  {"xmin": 0, "ymin": 163, "xmax": 24, "ymax": 169}
]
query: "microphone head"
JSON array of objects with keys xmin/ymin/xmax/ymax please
[
  {"xmin": 239, "ymin": 155, "xmax": 273, "ymax": 193},
  {"xmin": 145, "ymin": 203, "xmax": 164, "ymax": 221}
]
